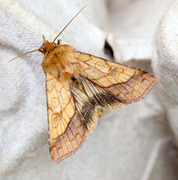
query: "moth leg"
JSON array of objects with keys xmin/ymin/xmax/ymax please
[
  {"xmin": 97, "ymin": 108, "xmax": 104, "ymax": 118},
  {"xmin": 42, "ymin": 35, "xmax": 46, "ymax": 43},
  {"xmin": 57, "ymin": 39, "xmax": 62, "ymax": 45}
]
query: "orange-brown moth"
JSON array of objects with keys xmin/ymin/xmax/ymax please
[{"xmin": 11, "ymin": 6, "xmax": 157, "ymax": 163}]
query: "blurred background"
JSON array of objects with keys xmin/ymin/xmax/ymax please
[{"xmin": 0, "ymin": 0, "xmax": 178, "ymax": 179}]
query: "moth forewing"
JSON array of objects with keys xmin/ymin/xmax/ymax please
[
  {"xmin": 46, "ymin": 72, "xmax": 85, "ymax": 162},
  {"xmin": 73, "ymin": 51, "xmax": 157, "ymax": 103}
]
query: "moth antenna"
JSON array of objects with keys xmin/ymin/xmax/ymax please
[
  {"xmin": 53, "ymin": 5, "xmax": 87, "ymax": 43},
  {"xmin": 9, "ymin": 48, "xmax": 41, "ymax": 63}
]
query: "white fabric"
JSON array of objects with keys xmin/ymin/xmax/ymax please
[{"xmin": 0, "ymin": 0, "xmax": 178, "ymax": 179}]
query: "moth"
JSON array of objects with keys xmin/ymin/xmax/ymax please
[{"xmin": 11, "ymin": 6, "xmax": 157, "ymax": 163}]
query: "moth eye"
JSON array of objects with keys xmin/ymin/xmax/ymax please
[{"xmin": 41, "ymin": 47, "xmax": 47, "ymax": 54}]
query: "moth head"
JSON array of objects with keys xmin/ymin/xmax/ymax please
[{"xmin": 39, "ymin": 36, "xmax": 56, "ymax": 54}]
